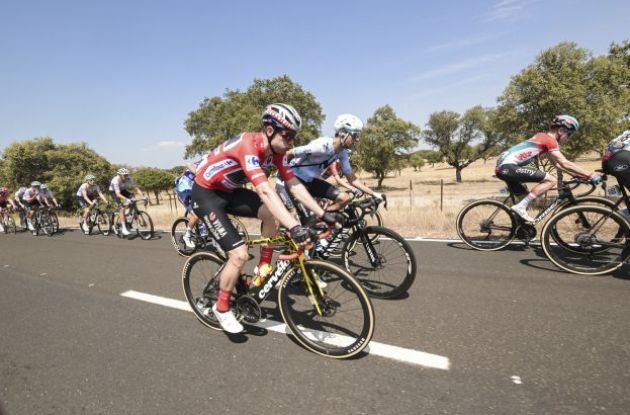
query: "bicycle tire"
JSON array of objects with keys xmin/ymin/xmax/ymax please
[
  {"xmin": 3, "ymin": 215, "xmax": 17, "ymax": 234},
  {"xmin": 277, "ymin": 259, "xmax": 374, "ymax": 358},
  {"xmin": 135, "ymin": 210, "xmax": 154, "ymax": 240},
  {"xmin": 456, "ymin": 199, "xmax": 516, "ymax": 250},
  {"xmin": 342, "ymin": 226, "xmax": 417, "ymax": 298},
  {"xmin": 171, "ymin": 217, "xmax": 197, "ymax": 257},
  {"xmin": 230, "ymin": 216, "xmax": 249, "ymax": 242},
  {"xmin": 181, "ymin": 252, "xmax": 226, "ymax": 331},
  {"xmin": 96, "ymin": 212, "xmax": 111, "ymax": 236},
  {"xmin": 50, "ymin": 211, "xmax": 59, "ymax": 233},
  {"xmin": 541, "ymin": 205, "xmax": 630, "ymax": 275}
]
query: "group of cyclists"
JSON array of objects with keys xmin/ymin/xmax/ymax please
[
  {"xmin": 0, "ymin": 168, "xmax": 146, "ymax": 236},
  {"xmin": 0, "ymin": 181, "xmax": 58, "ymax": 234},
  {"xmin": 3, "ymin": 104, "xmax": 629, "ymax": 334}
]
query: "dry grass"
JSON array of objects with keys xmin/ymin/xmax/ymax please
[{"xmin": 56, "ymin": 155, "xmax": 604, "ymax": 238}]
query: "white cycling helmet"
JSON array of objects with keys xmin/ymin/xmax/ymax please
[
  {"xmin": 117, "ymin": 167, "xmax": 130, "ymax": 175},
  {"xmin": 85, "ymin": 174, "xmax": 95, "ymax": 181},
  {"xmin": 262, "ymin": 103, "xmax": 302, "ymax": 132},
  {"xmin": 334, "ymin": 114, "xmax": 364, "ymax": 140},
  {"xmin": 40, "ymin": 184, "xmax": 47, "ymax": 189},
  {"xmin": 552, "ymin": 115, "xmax": 580, "ymax": 134},
  {"xmin": 30, "ymin": 181, "xmax": 41, "ymax": 187}
]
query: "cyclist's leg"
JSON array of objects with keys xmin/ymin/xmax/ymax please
[
  {"xmin": 300, "ymin": 178, "xmax": 346, "ymax": 211},
  {"xmin": 603, "ymin": 150, "xmax": 630, "ymax": 217},
  {"xmin": 497, "ymin": 164, "xmax": 551, "ymax": 215},
  {"xmin": 192, "ymin": 184, "xmax": 249, "ymax": 333}
]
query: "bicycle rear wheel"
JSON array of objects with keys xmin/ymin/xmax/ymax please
[
  {"xmin": 4, "ymin": 215, "xmax": 16, "ymax": 234},
  {"xmin": 342, "ymin": 226, "xmax": 416, "ymax": 298},
  {"xmin": 456, "ymin": 199, "xmax": 516, "ymax": 250},
  {"xmin": 182, "ymin": 252, "xmax": 227, "ymax": 331},
  {"xmin": 38, "ymin": 212, "xmax": 55, "ymax": 236},
  {"xmin": 96, "ymin": 212, "xmax": 111, "ymax": 236},
  {"xmin": 134, "ymin": 210, "xmax": 154, "ymax": 240},
  {"xmin": 278, "ymin": 259, "xmax": 374, "ymax": 358},
  {"xmin": 541, "ymin": 205, "xmax": 630, "ymax": 275},
  {"xmin": 50, "ymin": 211, "xmax": 59, "ymax": 233}
]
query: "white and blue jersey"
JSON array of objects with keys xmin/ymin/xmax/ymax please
[
  {"xmin": 175, "ymin": 168, "xmax": 197, "ymax": 211},
  {"xmin": 289, "ymin": 137, "xmax": 352, "ymax": 182}
]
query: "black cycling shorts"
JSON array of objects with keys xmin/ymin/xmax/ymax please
[
  {"xmin": 110, "ymin": 190, "xmax": 132, "ymax": 208},
  {"xmin": 299, "ymin": 177, "xmax": 340, "ymax": 201},
  {"xmin": 603, "ymin": 150, "xmax": 630, "ymax": 191},
  {"xmin": 191, "ymin": 183, "xmax": 262, "ymax": 252},
  {"xmin": 495, "ymin": 164, "xmax": 547, "ymax": 196}
]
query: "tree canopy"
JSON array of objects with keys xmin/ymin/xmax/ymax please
[
  {"xmin": 184, "ymin": 75, "xmax": 324, "ymax": 158},
  {"xmin": 134, "ymin": 167, "xmax": 177, "ymax": 204},
  {"xmin": 355, "ymin": 105, "xmax": 420, "ymax": 188}
]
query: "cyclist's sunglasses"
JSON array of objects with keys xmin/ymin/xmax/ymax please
[
  {"xmin": 278, "ymin": 129, "xmax": 297, "ymax": 142},
  {"xmin": 347, "ymin": 130, "xmax": 361, "ymax": 141}
]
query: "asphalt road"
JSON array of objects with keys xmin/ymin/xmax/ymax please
[{"xmin": 1, "ymin": 229, "xmax": 630, "ymax": 415}]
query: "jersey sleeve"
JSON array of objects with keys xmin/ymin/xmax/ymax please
[
  {"xmin": 292, "ymin": 137, "xmax": 331, "ymax": 159},
  {"xmin": 239, "ymin": 138, "xmax": 269, "ymax": 187},
  {"xmin": 339, "ymin": 151, "xmax": 353, "ymax": 176},
  {"xmin": 275, "ymin": 154, "xmax": 296, "ymax": 182}
]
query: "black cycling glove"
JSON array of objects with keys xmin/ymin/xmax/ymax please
[{"xmin": 289, "ymin": 225, "xmax": 311, "ymax": 244}]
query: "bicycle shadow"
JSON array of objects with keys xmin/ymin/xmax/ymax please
[{"xmin": 447, "ymin": 241, "xmax": 530, "ymax": 252}]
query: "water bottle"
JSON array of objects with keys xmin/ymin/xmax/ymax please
[{"xmin": 252, "ymin": 264, "xmax": 272, "ymax": 287}]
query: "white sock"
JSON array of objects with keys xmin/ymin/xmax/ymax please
[{"xmin": 516, "ymin": 193, "xmax": 536, "ymax": 209}]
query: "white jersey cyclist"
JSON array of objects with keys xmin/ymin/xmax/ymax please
[
  {"xmin": 77, "ymin": 182, "xmax": 103, "ymax": 198},
  {"xmin": 289, "ymin": 137, "xmax": 353, "ymax": 182},
  {"xmin": 14, "ymin": 187, "xmax": 27, "ymax": 203},
  {"xmin": 109, "ymin": 175, "xmax": 137, "ymax": 193}
]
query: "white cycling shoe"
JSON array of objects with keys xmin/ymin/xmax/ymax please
[
  {"xmin": 211, "ymin": 304, "xmax": 244, "ymax": 334},
  {"xmin": 183, "ymin": 233, "xmax": 196, "ymax": 249},
  {"xmin": 81, "ymin": 222, "xmax": 89, "ymax": 234},
  {"xmin": 511, "ymin": 205, "xmax": 535, "ymax": 223},
  {"xmin": 121, "ymin": 227, "xmax": 131, "ymax": 236}
]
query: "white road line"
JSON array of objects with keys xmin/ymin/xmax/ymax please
[{"xmin": 120, "ymin": 290, "xmax": 450, "ymax": 370}]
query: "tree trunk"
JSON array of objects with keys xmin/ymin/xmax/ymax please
[
  {"xmin": 154, "ymin": 191, "xmax": 160, "ymax": 205},
  {"xmin": 377, "ymin": 171, "xmax": 385, "ymax": 189},
  {"xmin": 455, "ymin": 167, "xmax": 463, "ymax": 183}
]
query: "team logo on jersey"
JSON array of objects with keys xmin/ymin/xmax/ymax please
[
  {"xmin": 202, "ymin": 159, "xmax": 238, "ymax": 180},
  {"xmin": 245, "ymin": 155, "xmax": 260, "ymax": 171}
]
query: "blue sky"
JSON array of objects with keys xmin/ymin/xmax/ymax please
[{"xmin": 1, "ymin": 0, "xmax": 628, "ymax": 168}]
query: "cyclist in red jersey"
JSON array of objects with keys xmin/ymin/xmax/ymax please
[
  {"xmin": 495, "ymin": 115, "xmax": 602, "ymax": 222},
  {"xmin": 192, "ymin": 103, "xmax": 342, "ymax": 334}
]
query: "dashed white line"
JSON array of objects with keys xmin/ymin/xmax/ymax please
[{"xmin": 121, "ymin": 290, "xmax": 451, "ymax": 370}]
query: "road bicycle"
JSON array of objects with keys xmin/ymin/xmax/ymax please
[
  {"xmin": 541, "ymin": 174, "xmax": 630, "ymax": 275},
  {"xmin": 309, "ymin": 196, "xmax": 417, "ymax": 299},
  {"xmin": 182, "ymin": 227, "xmax": 375, "ymax": 358},
  {"xmin": 456, "ymin": 172, "xmax": 615, "ymax": 251},
  {"xmin": 171, "ymin": 212, "xmax": 249, "ymax": 257},
  {"xmin": 80, "ymin": 202, "xmax": 111, "ymax": 236},
  {"xmin": 32, "ymin": 206, "xmax": 56, "ymax": 236},
  {"xmin": 1, "ymin": 207, "xmax": 17, "ymax": 234},
  {"xmin": 113, "ymin": 198, "xmax": 154, "ymax": 240}
]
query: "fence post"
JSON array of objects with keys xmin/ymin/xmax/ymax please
[
  {"xmin": 168, "ymin": 192, "xmax": 173, "ymax": 213},
  {"xmin": 409, "ymin": 180, "xmax": 413, "ymax": 211},
  {"xmin": 440, "ymin": 179, "xmax": 444, "ymax": 212}
]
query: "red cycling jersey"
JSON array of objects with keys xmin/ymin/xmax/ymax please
[{"xmin": 195, "ymin": 132, "xmax": 296, "ymax": 192}]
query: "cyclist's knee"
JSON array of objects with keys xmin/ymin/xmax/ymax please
[
  {"xmin": 542, "ymin": 173, "xmax": 556, "ymax": 184},
  {"xmin": 227, "ymin": 245, "xmax": 249, "ymax": 266}
]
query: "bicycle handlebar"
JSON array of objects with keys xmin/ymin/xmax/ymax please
[{"xmin": 277, "ymin": 225, "xmax": 332, "ymax": 260}]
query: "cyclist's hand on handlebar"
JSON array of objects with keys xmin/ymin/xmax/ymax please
[
  {"xmin": 372, "ymin": 192, "xmax": 384, "ymax": 201},
  {"xmin": 351, "ymin": 188, "xmax": 363, "ymax": 197},
  {"xmin": 289, "ymin": 225, "xmax": 312, "ymax": 246}
]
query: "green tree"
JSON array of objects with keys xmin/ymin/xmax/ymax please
[
  {"xmin": 1, "ymin": 137, "xmax": 55, "ymax": 187},
  {"xmin": 184, "ymin": 75, "xmax": 324, "ymax": 157},
  {"xmin": 409, "ymin": 153, "xmax": 426, "ymax": 171},
  {"xmin": 496, "ymin": 41, "xmax": 630, "ymax": 157},
  {"xmin": 355, "ymin": 105, "xmax": 420, "ymax": 188},
  {"xmin": 133, "ymin": 167, "xmax": 176, "ymax": 204},
  {"xmin": 424, "ymin": 106, "xmax": 502, "ymax": 183}
]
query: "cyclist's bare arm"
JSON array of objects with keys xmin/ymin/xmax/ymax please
[
  {"xmin": 547, "ymin": 151, "xmax": 596, "ymax": 179},
  {"xmin": 330, "ymin": 173, "xmax": 355, "ymax": 192},
  {"xmin": 346, "ymin": 172, "xmax": 377, "ymax": 196},
  {"xmin": 99, "ymin": 192, "xmax": 108, "ymax": 204},
  {"xmin": 255, "ymin": 181, "xmax": 300, "ymax": 230}
]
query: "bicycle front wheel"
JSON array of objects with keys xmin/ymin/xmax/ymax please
[
  {"xmin": 4, "ymin": 215, "xmax": 16, "ymax": 234},
  {"xmin": 182, "ymin": 252, "xmax": 227, "ymax": 331},
  {"xmin": 171, "ymin": 217, "xmax": 196, "ymax": 257},
  {"xmin": 456, "ymin": 199, "xmax": 516, "ymax": 250},
  {"xmin": 342, "ymin": 226, "xmax": 416, "ymax": 298},
  {"xmin": 134, "ymin": 211, "xmax": 154, "ymax": 240},
  {"xmin": 541, "ymin": 205, "xmax": 630, "ymax": 275},
  {"xmin": 50, "ymin": 211, "xmax": 59, "ymax": 233},
  {"xmin": 278, "ymin": 259, "xmax": 374, "ymax": 358}
]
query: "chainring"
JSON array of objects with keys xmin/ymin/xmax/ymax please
[
  {"xmin": 235, "ymin": 295, "xmax": 262, "ymax": 323},
  {"xmin": 515, "ymin": 224, "xmax": 537, "ymax": 241}
]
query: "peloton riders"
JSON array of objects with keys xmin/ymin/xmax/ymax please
[
  {"xmin": 495, "ymin": 115, "xmax": 602, "ymax": 223},
  {"xmin": 0, "ymin": 186, "xmax": 16, "ymax": 233},
  {"xmin": 192, "ymin": 103, "xmax": 342, "ymax": 334},
  {"xmin": 109, "ymin": 168, "xmax": 146, "ymax": 236},
  {"xmin": 77, "ymin": 175, "xmax": 109, "ymax": 234}
]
